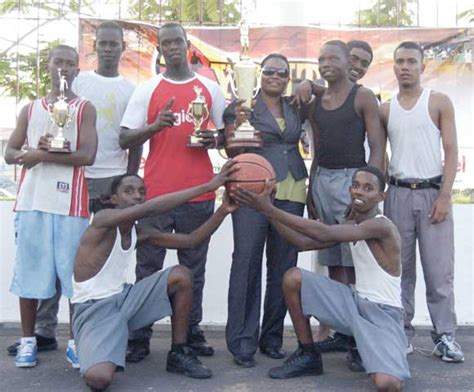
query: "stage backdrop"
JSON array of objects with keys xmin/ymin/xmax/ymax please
[{"xmin": 79, "ymin": 19, "xmax": 473, "ymax": 190}]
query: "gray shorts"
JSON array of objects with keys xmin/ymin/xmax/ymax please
[
  {"xmin": 311, "ymin": 167, "xmax": 356, "ymax": 267},
  {"xmin": 300, "ymin": 269, "xmax": 410, "ymax": 381},
  {"xmin": 72, "ymin": 268, "xmax": 173, "ymax": 375}
]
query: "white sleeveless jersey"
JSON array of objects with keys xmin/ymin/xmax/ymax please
[
  {"xmin": 72, "ymin": 226, "xmax": 137, "ymax": 304},
  {"xmin": 15, "ymin": 98, "xmax": 90, "ymax": 217},
  {"xmin": 351, "ymin": 215, "xmax": 402, "ymax": 309},
  {"xmin": 387, "ymin": 88, "xmax": 443, "ymax": 179}
]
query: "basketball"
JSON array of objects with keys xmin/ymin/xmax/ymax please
[{"xmin": 226, "ymin": 153, "xmax": 276, "ymax": 195}]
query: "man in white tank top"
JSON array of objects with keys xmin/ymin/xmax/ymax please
[
  {"xmin": 4, "ymin": 45, "xmax": 97, "ymax": 369},
  {"xmin": 231, "ymin": 167, "xmax": 409, "ymax": 390},
  {"xmin": 380, "ymin": 41, "xmax": 463, "ymax": 363},
  {"xmin": 71, "ymin": 161, "xmax": 237, "ymax": 390}
]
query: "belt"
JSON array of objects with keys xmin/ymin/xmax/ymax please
[{"xmin": 389, "ymin": 176, "xmax": 442, "ymax": 190}]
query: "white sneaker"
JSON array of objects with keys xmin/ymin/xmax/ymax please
[
  {"xmin": 66, "ymin": 340, "xmax": 80, "ymax": 369},
  {"xmin": 15, "ymin": 341, "xmax": 37, "ymax": 367},
  {"xmin": 406, "ymin": 343, "xmax": 414, "ymax": 355},
  {"xmin": 433, "ymin": 334, "xmax": 464, "ymax": 363}
]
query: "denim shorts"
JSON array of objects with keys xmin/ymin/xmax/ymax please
[{"xmin": 10, "ymin": 210, "xmax": 89, "ymax": 299}]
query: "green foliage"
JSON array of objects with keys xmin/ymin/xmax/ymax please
[
  {"xmin": 0, "ymin": 40, "xmax": 60, "ymax": 100},
  {"xmin": 355, "ymin": 0, "xmax": 415, "ymax": 27},
  {"xmin": 128, "ymin": 0, "xmax": 241, "ymax": 23},
  {"xmin": 458, "ymin": 9, "xmax": 474, "ymax": 23}
]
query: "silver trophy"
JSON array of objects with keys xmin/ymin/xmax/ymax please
[{"xmin": 47, "ymin": 69, "xmax": 72, "ymax": 153}]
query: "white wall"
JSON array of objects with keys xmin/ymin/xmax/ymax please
[{"xmin": 1, "ymin": 202, "xmax": 473, "ymax": 326}]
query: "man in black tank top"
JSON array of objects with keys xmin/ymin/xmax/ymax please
[{"xmin": 307, "ymin": 41, "xmax": 386, "ymax": 362}]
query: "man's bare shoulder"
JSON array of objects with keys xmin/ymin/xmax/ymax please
[{"xmin": 429, "ymin": 90, "xmax": 453, "ymax": 109}]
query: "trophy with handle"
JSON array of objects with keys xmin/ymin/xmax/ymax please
[
  {"xmin": 47, "ymin": 69, "xmax": 72, "ymax": 153},
  {"xmin": 225, "ymin": 20, "xmax": 262, "ymax": 149},
  {"xmin": 186, "ymin": 85, "xmax": 211, "ymax": 147}
]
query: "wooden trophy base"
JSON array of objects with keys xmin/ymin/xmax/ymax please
[
  {"xmin": 226, "ymin": 129, "xmax": 263, "ymax": 149},
  {"xmin": 186, "ymin": 134, "xmax": 205, "ymax": 148}
]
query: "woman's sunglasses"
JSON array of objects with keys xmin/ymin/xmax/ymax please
[{"xmin": 261, "ymin": 67, "xmax": 289, "ymax": 78}]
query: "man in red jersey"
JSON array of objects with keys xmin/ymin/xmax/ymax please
[{"xmin": 119, "ymin": 22, "xmax": 226, "ymax": 361}]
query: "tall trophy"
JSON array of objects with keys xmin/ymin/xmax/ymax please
[
  {"xmin": 47, "ymin": 69, "xmax": 72, "ymax": 153},
  {"xmin": 226, "ymin": 20, "xmax": 262, "ymax": 149},
  {"xmin": 186, "ymin": 86, "xmax": 210, "ymax": 147}
]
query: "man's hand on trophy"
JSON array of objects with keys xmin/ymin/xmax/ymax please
[
  {"xmin": 37, "ymin": 134, "xmax": 53, "ymax": 150},
  {"xmin": 196, "ymin": 129, "xmax": 217, "ymax": 149},
  {"xmin": 150, "ymin": 97, "xmax": 176, "ymax": 133},
  {"xmin": 234, "ymin": 99, "xmax": 252, "ymax": 128}
]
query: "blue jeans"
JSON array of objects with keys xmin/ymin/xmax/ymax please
[{"xmin": 226, "ymin": 199, "xmax": 305, "ymax": 356}]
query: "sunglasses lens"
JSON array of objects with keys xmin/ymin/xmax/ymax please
[{"xmin": 262, "ymin": 67, "xmax": 288, "ymax": 78}]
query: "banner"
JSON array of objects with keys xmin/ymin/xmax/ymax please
[{"xmin": 79, "ymin": 19, "xmax": 473, "ymax": 190}]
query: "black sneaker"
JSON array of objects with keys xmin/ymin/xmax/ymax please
[
  {"xmin": 314, "ymin": 332, "xmax": 349, "ymax": 353},
  {"xmin": 7, "ymin": 334, "xmax": 58, "ymax": 356},
  {"xmin": 268, "ymin": 347, "xmax": 324, "ymax": 379},
  {"xmin": 125, "ymin": 338, "xmax": 150, "ymax": 363},
  {"xmin": 187, "ymin": 328, "xmax": 214, "ymax": 357},
  {"xmin": 233, "ymin": 354, "xmax": 256, "ymax": 368},
  {"xmin": 347, "ymin": 347, "xmax": 365, "ymax": 372},
  {"xmin": 166, "ymin": 347, "xmax": 212, "ymax": 379}
]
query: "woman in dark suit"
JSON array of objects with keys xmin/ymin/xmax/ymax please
[{"xmin": 224, "ymin": 53, "xmax": 307, "ymax": 367}]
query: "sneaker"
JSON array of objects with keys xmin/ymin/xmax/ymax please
[
  {"xmin": 268, "ymin": 347, "xmax": 324, "ymax": 379},
  {"xmin": 126, "ymin": 338, "xmax": 150, "ymax": 363},
  {"xmin": 8, "ymin": 334, "xmax": 57, "ymax": 356},
  {"xmin": 166, "ymin": 346, "xmax": 212, "ymax": 379},
  {"xmin": 406, "ymin": 343, "xmax": 414, "ymax": 355},
  {"xmin": 187, "ymin": 327, "xmax": 214, "ymax": 357},
  {"xmin": 66, "ymin": 341, "xmax": 80, "ymax": 369},
  {"xmin": 314, "ymin": 332, "xmax": 349, "ymax": 353},
  {"xmin": 15, "ymin": 341, "xmax": 37, "ymax": 368},
  {"xmin": 347, "ymin": 347, "xmax": 365, "ymax": 372},
  {"xmin": 432, "ymin": 334, "xmax": 464, "ymax": 363},
  {"xmin": 233, "ymin": 354, "xmax": 256, "ymax": 368}
]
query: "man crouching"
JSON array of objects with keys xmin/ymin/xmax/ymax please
[{"xmin": 71, "ymin": 161, "xmax": 237, "ymax": 390}]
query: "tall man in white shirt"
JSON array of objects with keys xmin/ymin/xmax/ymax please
[{"xmin": 380, "ymin": 41, "xmax": 464, "ymax": 363}]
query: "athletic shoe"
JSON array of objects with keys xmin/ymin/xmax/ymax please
[
  {"xmin": 406, "ymin": 343, "xmax": 414, "ymax": 355},
  {"xmin": 347, "ymin": 346, "xmax": 365, "ymax": 372},
  {"xmin": 233, "ymin": 354, "xmax": 256, "ymax": 368},
  {"xmin": 126, "ymin": 338, "xmax": 150, "ymax": 363},
  {"xmin": 433, "ymin": 334, "xmax": 464, "ymax": 363},
  {"xmin": 66, "ymin": 340, "xmax": 80, "ymax": 369},
  {"xmin": 166, "ymin": 347, "xmax": 212, "ymax": 379},
  {"xmin": 314, "ymin": 332, "xmax": 349, "ymax": 353},
  {"xmin": 268, "ymin": 347, "xmax": 323, "ymax": 379},
  {"xmin": 15, "ymin": 341, "xmax": 37, "ymax": 368},
  {"xmin": 8, "ymin": 334, "xmax": 57, "ymax": 356},
  {"xmin": 187, "ymin": 327, "xmax": 214, "ymax": 357}
]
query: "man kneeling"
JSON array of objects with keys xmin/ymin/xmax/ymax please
[
  {"xmin": 231, "ymin": 166, "xmax": 410, "ymax": 391},
  {"xmin": 72, "ymin": 161, "xmax": 237, "ymax": 390}
]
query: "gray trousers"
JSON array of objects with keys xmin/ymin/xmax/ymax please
[
  {"xmin": 226, "ymin": 200, "xmax": 304, "ymax": 356},
  {"xmin": 384, "ymin": 185, "xmax": 457, "ymax": 341},
  {"xmin": 130, "ymin": 200, "xmax": 215, "ymax": 340}
]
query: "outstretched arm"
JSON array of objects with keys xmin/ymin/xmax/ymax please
[
  {"xmin": 92, "ymin": 160, "xmax": 238, "ymax": 229},
  {"xmin": 231, "ymin": 181, "xmax": 389, "ymax": 244},
  {"xmin": 140, "ymin": 193, "xmax": 238, "ymax": 249}
]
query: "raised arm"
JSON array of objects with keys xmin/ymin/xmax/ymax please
[
  {"xmin": 231, "ymin": 181, "xmax": 389, "ymax": 244},
  {"xmin": 92, "ymin": 159, "xmax": 238, "ymax": 229},
  {"xmin": 358, "ymin": 88, "xmax": 386, "ymax": 170},
  {"xmin": 119, "ymin": 97, "xmax": 175, "ymax": 149},
  {"xmin": 139, "ymin": 193, "xmax": 237, "ymax": 249}
]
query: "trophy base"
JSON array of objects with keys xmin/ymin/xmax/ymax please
[
  {"xmin": 186, "ymin": 135, "xmax": 205, "ymax": 148},
  {"xmin": 49, "ymin": 139, "xmax": 70, "ymax": 153},
  {"xmin": 226, "ymin": 129, "xmax": 263, "ymax": 149}
]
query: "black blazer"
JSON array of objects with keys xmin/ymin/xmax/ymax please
[{"xmin": 223, "ymin": 94, "xmax": 308, "ymax": 182}]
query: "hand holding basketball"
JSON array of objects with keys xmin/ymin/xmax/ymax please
[{"xmin": 230, "ymin": 179, "xmax": 275, "ymax": 213}]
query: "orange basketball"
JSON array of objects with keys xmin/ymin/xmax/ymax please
[{"xmin": 226, "ymin": 153, "xmax": 276, "ymax": 195}]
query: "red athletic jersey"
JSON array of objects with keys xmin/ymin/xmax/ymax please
[{"xmin": 121, "ymin": 74, "xmax": 225, "ymax": 201}]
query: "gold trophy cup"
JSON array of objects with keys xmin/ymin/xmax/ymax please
[
  {"xmin": 226, "ymin": 21, "xmax": 262, "ymax": 149},
  {"xmin": 186, "ymin": 86, "xmax": 211, "ymax": 148},
  {"xmin": 48, "ymin": 69, "xmax": 72, "ymax": 153}
]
